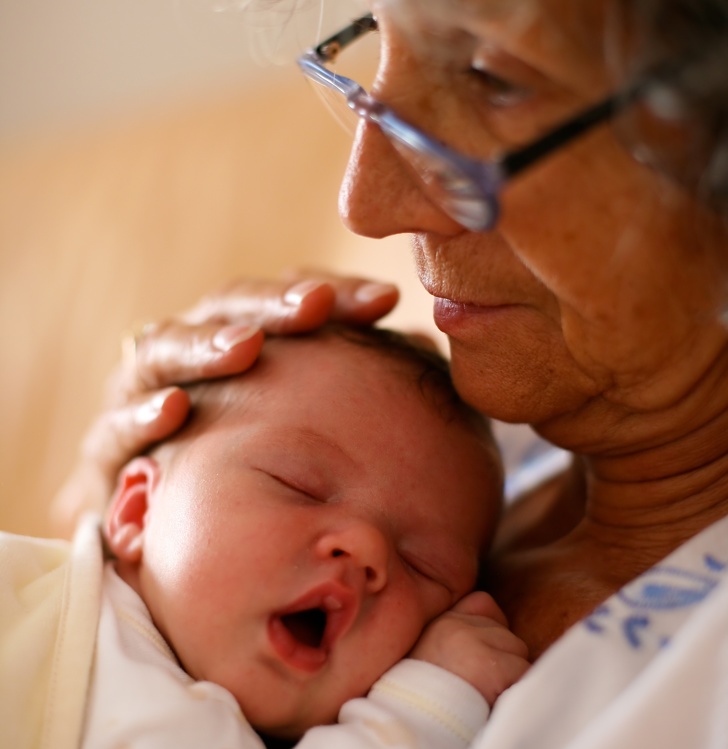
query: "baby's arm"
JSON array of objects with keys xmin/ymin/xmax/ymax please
[{"xmin": 295, "ymin": 592, "xmax": 528, "ymax": 749}]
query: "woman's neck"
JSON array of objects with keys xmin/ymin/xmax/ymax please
[
  {"xmin": 539, "ymin": 362, "xmax": 728, "ymax": 550},
  {"xmin": 579, "ymin": 404, "xmax": 728, "ymax": 553},
  {"xmin": 487, "ymin": 388, "xmax": 728, "ymax": 660}
]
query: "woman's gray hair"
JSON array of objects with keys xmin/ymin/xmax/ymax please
[
  {"xmin": 223, "ymin": 0, "xmax": 728, "ymax": 215},
  {"xmin": 613, "ymin": 0, "xmax": 728, "ymax": 214}
]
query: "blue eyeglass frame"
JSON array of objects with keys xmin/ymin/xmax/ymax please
[{"xmin": 297, "ymin": 13, "xmax": 655, "ymax": 231}]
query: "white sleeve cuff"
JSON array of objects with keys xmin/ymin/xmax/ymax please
[{"xmin": 367, "ymin": 659, "xmax": 489, "ymax": 747}]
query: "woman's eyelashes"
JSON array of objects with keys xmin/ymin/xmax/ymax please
[{"xmin": 468, "ymin": 63, "xmax": 531, "ymax": 107}]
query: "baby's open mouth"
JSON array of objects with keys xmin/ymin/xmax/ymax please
[
  {"xmin": 268, "ymin": 583, "xmax": 359, "ymax": 672},
  {"xmin": 280, "ymin": 608, "xmax": 328, "ymax": 649}
]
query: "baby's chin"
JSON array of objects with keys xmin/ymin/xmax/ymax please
[
  {"xmin": 254, "ymin": 707, "xmax": 339, "ymax": 745},
  {"xmin": 233, "ymin": 647, "xmax": 393, "ymax": 741}
]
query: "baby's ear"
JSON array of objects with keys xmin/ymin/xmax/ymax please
[{"xmin": 104, "ymin": 456, "xmax": 160, "ymax": 563}]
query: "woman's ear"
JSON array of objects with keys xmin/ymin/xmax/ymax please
[{"xmin": 104, "ymin": 456, "xmax": 160, "ymax": 563}]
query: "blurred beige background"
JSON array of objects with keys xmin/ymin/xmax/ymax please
[{"xmin": 0, "ymin": 0, "xmax": 442, "ymax": 537}]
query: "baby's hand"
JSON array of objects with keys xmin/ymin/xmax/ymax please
[{"xmin": 410, "ymin": 591, "xmax": 530, "ymax": 706}]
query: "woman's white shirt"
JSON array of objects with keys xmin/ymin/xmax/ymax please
[{"xmin": 474, "ymin": 512, "xmax": 728, "ymax": 749}]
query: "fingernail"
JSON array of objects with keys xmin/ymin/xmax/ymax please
[
  {"xmin": 213, "ymin": 325, "xmax": 261, "ymax": 352},
  {"xmin": 354, "ymin": 282, "xmax": 398, "ymax": 303},
  {"xmin": 284, "ymin": 280, "xmax": 327, "ymax": 306},
  {"xmin": 136, "ymin": 389, "xmax": 173, "ymax": 426}
]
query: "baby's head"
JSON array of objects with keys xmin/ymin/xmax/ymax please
[{"xmin": 104, "ymin": 325, "xmax": 502, "ymax": 740}]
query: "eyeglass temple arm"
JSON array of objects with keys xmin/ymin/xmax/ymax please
[
  {"xmin": 500, "ymin": 79, "xmax": 652, "ymax": 178},
  {"xmin": 315, "ymin": 13, "xmax": 377, "ymax": 60}
]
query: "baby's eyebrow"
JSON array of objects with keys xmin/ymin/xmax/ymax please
[{"xmin": 265, "ymin": 427, "xmax": 359, "ymax": 470}]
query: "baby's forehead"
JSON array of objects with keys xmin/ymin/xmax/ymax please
[
  {"xmin": 248, "ymin": 332, "xmax": 438, "ymax": 391},
  {"xmin": 261, "ymin": 333, "xmax": 489, "ymax": 420},
  {"xmin": 196, "ymin": 328, "xmax": 484, "ymax": 413},
  {"xmin": 191, "ymin": 331, "xmax": 497, "ymax": 452}
]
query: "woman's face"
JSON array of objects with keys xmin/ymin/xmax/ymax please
[{"xmin": 340, "ymin": 0, "xmax": 728, "ymax": 446}]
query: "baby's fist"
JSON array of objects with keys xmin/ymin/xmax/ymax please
[{"xmin": 410, "ymin": 592, "xmax": 529, "ymax": 705}]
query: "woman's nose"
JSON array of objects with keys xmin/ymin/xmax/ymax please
[
  {"xmin": 315, "ymin": 520, "xmax": 391, "ymax": 594},
  {"xmin": 339, "ymin": 120, "xmax": 463, "ymax": 238},
  {"xmin": 338, "ymin": 14, "xmax": 474, "ymax": 239}
]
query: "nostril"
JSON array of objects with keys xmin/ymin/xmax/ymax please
[
  {"xmin": 365, "ymin": 567, "xmax": 376, "ymax": 582},
  {"xmin": 331, "ymin": 548, "xmax": 345, "ymax": 558}
]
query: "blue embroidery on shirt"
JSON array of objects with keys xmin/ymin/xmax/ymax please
[
  {"xmin": 581, "ymin": 525, "xmax": 728, "ymax": 650},
  {"xmin": 583, "ymin": 604, "xmax": 610, "ymax": 634},
  {"xmin": 623, "ymin": 615, "xmax": 650, "ymax": 648},
  {"xmin": 704, "ymin": 554, "xmax": 726, "ymax": 572},
  {"xmin": 618, "ymin": 567, "xmax": 717, "ymax": 610}
]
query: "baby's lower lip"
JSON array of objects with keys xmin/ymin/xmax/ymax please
[{"xmin": 268, "ymin": 616, "xmax": 328, "ymax": 674}]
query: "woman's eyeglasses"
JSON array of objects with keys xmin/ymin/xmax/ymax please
[{"xmin": 297, "ymin": 13, "xmax": 653, "ymax": 231}]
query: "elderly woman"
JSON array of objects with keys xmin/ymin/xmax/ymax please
[{"xmin": 58, "ymin": 0, "xmax": 728, "ymax": 746}]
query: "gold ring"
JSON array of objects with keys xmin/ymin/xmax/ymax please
[{"xmin": 120, "ymin": 321, "xmax": 151, "ymax": 371}]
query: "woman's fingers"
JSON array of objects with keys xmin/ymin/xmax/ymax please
[
  {"xmin": 119, "ymin": 272, "xmax": 399, "ymax": 394},
  {"xmin": 181, "ymin": 277, "xmax": 338, "ymax": 332},
  {"xmin": 129, "ymin": 274, "xmax": 398, "ymax": 392},
  {"xmin": 88, "ymin": 387, "xmax": 191, "ymax": 473},
  {"xmin": 182, "ymin": 274, "xmax": 399, "ymax": 331},
  {"xmin": 50, "ymin": 387, "xmax": 191, "ymax": 536},
  {"xmin": 108, "ymin": 387, "xmax": 189, "ymax": 462},
  {"xmin": 122, "ymin": 322, "xmax": 265, "ymax": 392},
  {"xmin": 281, "ymin": 268, "xmax": 400, "ymax": 324}
]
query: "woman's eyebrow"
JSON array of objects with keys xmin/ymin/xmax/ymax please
[
  {"xmin": 471, "ymin": 9, "xmax": 615, "ymax": 95},
  {"xmin": 381, "ymin": 0, "xmax": 610, "ymax": 94},
  {"xmin": 380, "ymin": 0, "xmax": 522, "ymax": 21}
]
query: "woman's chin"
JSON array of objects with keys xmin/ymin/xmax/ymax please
[{"xmin": 446, "ymin": 335, "xmax": 588, "ymax": 427}]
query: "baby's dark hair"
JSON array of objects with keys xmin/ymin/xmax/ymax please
[
  {"xmin": 317, "ymin": 323, "xmax": 491, "ymax": 436},
  {"xmin": 178, "ymin": 323, "xmax": 492, "ymax": 446}
]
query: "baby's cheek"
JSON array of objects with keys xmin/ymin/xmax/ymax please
[{"xmin": 381, "ymin": 581, "xmax": 437, "ymax": 655}]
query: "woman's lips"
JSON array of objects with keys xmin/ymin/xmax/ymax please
[
  {"xmin": 268, "ymin": 583, "xmax": 358, "ymax": 674},
  {"xmin": 432, "ymin": 297, "xmax": 515, "ymax": 334}
]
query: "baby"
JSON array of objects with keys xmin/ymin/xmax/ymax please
[{"xmin": 1, "ymin": 326, "xmax": 528, "ymax": 749}]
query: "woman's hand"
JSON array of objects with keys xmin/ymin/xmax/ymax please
[
  {"xmin": 51, "ymin": 271, "xmax": 398, "ymax": 536},
  {"xmin": 120, "ymin": 272, "xmax": 399, "ymax": 395}
]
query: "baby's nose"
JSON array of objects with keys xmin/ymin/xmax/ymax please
[{"xmin": 316, "ymin": 521, "xmax": 390, "ymax": 594}]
